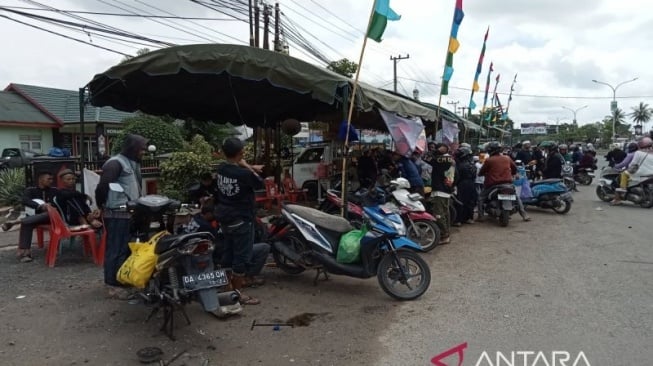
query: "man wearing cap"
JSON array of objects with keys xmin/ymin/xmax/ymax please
[
  {"xmin": 95, "ymin": 133, "xmax": 149, "ymax": 299},
  {"xmin": 426, "ymin": 143, "xmax": 455, "ymax": 244}
]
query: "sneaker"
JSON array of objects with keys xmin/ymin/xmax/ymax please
[{"xmin": 523, "ymin": 216, "xmax": 532, "ymax": 222}]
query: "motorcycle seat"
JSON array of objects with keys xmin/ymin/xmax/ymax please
[
  {"xmin": 285, "ymin": 204, "xmax": 353, "ymax": 233},
  {"xmin": 154, "ymin": 232, "xmax": 214, "ymax": 254},
  {"xmin": 531, "ymin": 178, "xmax": 563, "ymax": 186}
]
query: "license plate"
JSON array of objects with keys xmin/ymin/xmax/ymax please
[
  {"xmin": 182, "ymin": 269, "xmax": 228, "ymax": 291},
  {"xmin": 498, "ymin": 194, "xmax": 516, "ymax": 200}
]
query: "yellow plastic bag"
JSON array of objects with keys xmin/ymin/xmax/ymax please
[{"xmin": 117, "ymin": 231, "xmax": 168, "ymax": 288}]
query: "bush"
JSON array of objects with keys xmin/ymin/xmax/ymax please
[
  {"xmin": 112, "ymin": 113, "xmax": 184, "ymax": 154},
  {"xmin": 159, "ymin": 135, "xmax": 214, "ymax": 201},
  {"xmin": 0, "ymin": 168, "xmax": 25, "ymax": 207}
]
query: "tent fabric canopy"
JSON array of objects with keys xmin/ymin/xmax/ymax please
[{"xmin": 88, "ymin": 43, "xmax": 437, "ymax": 130}]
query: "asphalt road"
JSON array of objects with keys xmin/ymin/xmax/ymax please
[{"xmin": 375, "ymin": 176, "xmax": 653, "ymax": 365}]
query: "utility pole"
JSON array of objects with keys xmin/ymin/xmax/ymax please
[
  {"xmin": 254, "ymin": 0, "xmax": 260, "ymax": 48},
  {"xmin": 390, "ymin": 54, "xmax": 409, "ymax": 93},
  {"xmin": 273, "ymin": 2, "xmax": 281, "ymax": 52},
  {"xmin": 447, "ymin": 100, "xmax": 460, "ymax": 114},
  {"xmin": 248, "ymin": 0, "xmax": 254, "ymax": 46},
  {"xmin": 263, "ymin": 4, "xmax": 271, "ymax": 50}
]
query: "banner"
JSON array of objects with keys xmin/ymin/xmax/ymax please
[
  {"xmin": 520, "ymin": 123, "xmax": 547, "ymax": 135},
  {"xmin": 379, "ymin": 109, "xmax": 425, "ymax": 156}
]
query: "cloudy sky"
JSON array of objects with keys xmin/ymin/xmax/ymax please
[{"xmin": 1, "ymin": 0, "xmax": 652, "ymax": 128}]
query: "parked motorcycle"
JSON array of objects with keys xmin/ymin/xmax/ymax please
[
  {"xmin": 561, "ymin": 162, "xmax": 577, "ymax": 192},
  {"xmin": 318, "ymin": 187, "xmax": 439, "ymax": 252},
  {"xmin": 596, "ymin": 167, "xmax": 653, "ymax": 208},
  {"xmin": 270, "ymin": 203, "xmax": 431, "ymax": 300},
  {"xmin": 480, "ymin": 183, "xmax": 518, "ymax": 227},
  {"xmin": 522, "ymin": 178, "xmax": 573, "ymax": 214},
  {"xmin": 111, "ymin": 184, "xmax": 241, "ymax": 339}
]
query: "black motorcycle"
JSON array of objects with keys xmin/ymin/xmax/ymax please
[
  {"xmin": 112, "ymin": 185, "xmax": 241, "ymax": 339},
  {"xmin": 596, "ymin": 167, "xmax": 653, "ymax": 208},
  {"xmin": 481, "ymin": 184, "xmax": 518, "ymax": 227}
]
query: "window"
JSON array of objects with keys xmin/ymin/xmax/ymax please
[{"xmin": 19, "ymin": 135, "xmax": 42, "ymax": 152}]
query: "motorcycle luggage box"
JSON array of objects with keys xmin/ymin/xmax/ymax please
[{"xmin": 155, "ymin": 232, "xmax": 214, "ymax": 254}]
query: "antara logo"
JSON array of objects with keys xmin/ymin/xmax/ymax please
[{"xmin": 431, "ymin": 343, "xmax": 591, "ymax": 366}]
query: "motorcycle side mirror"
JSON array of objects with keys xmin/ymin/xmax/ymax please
[{"xmin": 109, "ymin": 183, "xmax": 124, "ymax": 193}]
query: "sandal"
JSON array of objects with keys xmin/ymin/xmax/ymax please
[
  {"xmin": 238, "ymin": 293, "xmax": 261, "ymax": 305},
  {"xmin": 19, "ymin": 254, "xmax": 33, "ymax": 263}
]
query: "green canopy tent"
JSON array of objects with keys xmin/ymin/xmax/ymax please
[{"xmin": 87, "ymin": 43, "xmax": 437, "ymax": 130}]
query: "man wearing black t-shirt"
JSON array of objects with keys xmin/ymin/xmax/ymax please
[{"xmin": 215, "ymin": 138, "xmax": 266, "ymax": 305}]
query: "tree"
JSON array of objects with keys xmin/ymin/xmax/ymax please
[
  {"xmin": 120, "ymin": 47, "xmax": 152, "ymax": 63},
  {"xmin": 327, "ymin": 58, "xmax": 358, "ymax": 78},
  {"xmin": 576, "ymin": 123, "xmax": 601, "ymax": 143},
  {"xmin": 112, "ymin": 113, "xmax": 184, "ymax": 154},
  {"xmin": 630, "ymin": 102, "xmax": 652, "ymax": 130},
  {"xmin": 159, "ymin": 135, "xmax": 214, "ymax": 200}
]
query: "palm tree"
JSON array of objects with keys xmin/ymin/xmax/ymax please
[{"xmin": 630, "ymin": 102, "xmax": 652, "ymax": 131}]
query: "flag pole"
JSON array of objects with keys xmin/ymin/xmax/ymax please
[{"xmin": 340, "ymin": 0, "xmax": 377, "ymax": 217}]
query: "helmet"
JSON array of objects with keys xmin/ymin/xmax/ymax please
[
  {"xmin": 540, "ymin": 141, "xmax": 558, "ymax": 151},
  {"xmin": 627, "ymin": 142, "xmax": 639, "ymax": 153},
  {"xmin": 559, "ymin": 144, "xmax": 568, "ymax": 151},
  {"xmin": 638, "ymin": 137, "xmax": 653, "ymax": 149},
  {"xmin": 610, "ymin": 143, "xmax": 622, "ymax": 150},
  {"xmin": 455, "ymin": 146, "xmax": 472, "ymax": 160},
  {"xmin": 460, "ymin": 142, "xmax": 472, "ymax": 149},
  {"xmin": 390, "ymin": 177, "xmax": 411, "ymax": 190},
  {"xmin": 522, "ymin": 140, "xmax": 531, "ymax": 146},
  {"xmin": 485, "ymin": 141, "xmax": 502, "ymax": 156}
]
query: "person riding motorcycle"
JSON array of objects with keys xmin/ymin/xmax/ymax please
[
  {"xmin": 605, "ymin": 143, "xmax": 627, "ymax": 168},
  {"xmin": 559, "ymin": 144, "xmax": 572, "ymax": 162},
  {"xmin": 541, "ymin": 142, "xmax": 564, "ymax": 179},
  {"xmin": 611, "ymin": 138, "xmax": 653, "ymax": 205},
  {"xmin": 477, "ymin": 142, "xmax": 531, "ymax": 222}
]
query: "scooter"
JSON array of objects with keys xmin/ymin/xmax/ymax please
[
  {"xmin": 270, "ymin": 203, "xmax": 431, "ymax": 300},
  {"xmin": 522, "ymin": 179, "xmax": 573, "ymax": 214},
  {"xmin": 480, "ymin": 184, "xmax": 518, "ymax": 227},
  {"xmin": 110, "ymin": 184, "xmax": 241, "ymax": 340},
  {"xmin": 561, "ymin": 162, "xmax": 577, "ymax": 192},
  {"xmin": 596, "ymin": 167, "xmax": 653, "ymax": 208}
]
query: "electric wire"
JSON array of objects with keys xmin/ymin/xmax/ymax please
[{"xmin": 0, "ymin": 5, "xmax": 240, "ymax": 20}]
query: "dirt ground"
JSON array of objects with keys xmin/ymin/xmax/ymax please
[{"xmin": 0, "ymin": 236, "xmax": 403, "ymax": 366}]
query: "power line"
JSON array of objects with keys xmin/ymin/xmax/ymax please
[
  {"xmin": 0, "ymin": 13, "xmax": 130, "ymax": 56},
  {"xmin": 1, "ymin": 5, "xmax": 240, "ymax": 20},
  {"xmin": 397, "ymin": 76, "xmax": 653, "ymax": 100}
]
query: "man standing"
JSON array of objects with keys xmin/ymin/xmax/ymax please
[
  {"xmin": 95, "ymin": 134, "xmax": 148, "ymax": 299},
  {"xmin": 427, "ymin": 143, "xmax": 454, "ymax": 244},
  {"xmin": 2, "ymin": 171, "xmax": 57, "ymax": 262},
  {"xmin": 215, "ymin": 137, "xmax": 266, "ymax": 305}
]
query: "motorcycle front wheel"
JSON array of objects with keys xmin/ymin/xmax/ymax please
[
  {"xmin": 579, "ymin": 174, "xmax": 593, "ymax": 186},
  {"xmin": 406, "ymin": 219, "xmax": 440, "ymax": 252},
  {"xmin": 499, "ymin": 209, "xmax": 510, "ymax": 227},
  {"xmin": 596, "ymin": 185, "xmax": 613, "ymax": 202},
  {"xmin": 377, "ymin": 249, "xmax": 431, "ymax": 301}
]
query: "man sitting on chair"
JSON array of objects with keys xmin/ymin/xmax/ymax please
[
  {"xmin": 53, "ymin": 169, "xmax": 102, "ymax": 230},
  {"xmin": 2, "ymin": 171, "xmax": 57, "ymax": 263}
]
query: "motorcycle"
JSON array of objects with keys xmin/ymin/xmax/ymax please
[
  {"xmin": 574, "ymin": 167, "xmax": 595, "ymax": 186},
  {"xmin": 318, "ymin": 186, "xmax": 439, "ymax": 252},
  {"xmin": 270, "ymin": 203, "xmax": 431, "ymax": 300},
  {"xmin": 596, "ymin": 167, "xmax": 653, "ymax": 208},
  {"xmin": 480, "ymin": 183, "xmax": 518, "ymax": 227},
  {"xmin": 110, "ymin": 184, "xmax": 241, "ymax": 340},
  {"xmin": 561, "ymin": 162, "xmax": 577, "ymax": 192},
  {"xmin": 522, "ymin": 178, "xmax": 573, "ymax": 214}
]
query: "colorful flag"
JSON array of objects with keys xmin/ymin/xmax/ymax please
[
  {"xmin": 469, "ymin": 27, "xmax": 489, "ymax": 111},
  {"xmin": 366, "ymin": 0, "xmax": 401, "ymax": 42},
  {"xmin": 440, "ymin": 0, "xmax": 464, "ymax": 95},
  {"xmin": 481, "ymin": 62, "xmax": 494, "ymax": 111},
  {"xmin": 504, "ymin": 73, "xmax": 518, "ymax": 118}
]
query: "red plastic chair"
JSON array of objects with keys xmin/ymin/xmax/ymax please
[
  {"xmin": 43, "ymin": 205, "xmax": 99, "ymax": 268},
  {"xmin": 282, "ymin": 177, "xmax": 308, "ymax": 202},
  {"xmin": 264, "ymin": 177, "xmax": 285, "ymax": 210},
  {"xmin": 36, "ymin": 225, "xmax": 49, "ymax": 248}
]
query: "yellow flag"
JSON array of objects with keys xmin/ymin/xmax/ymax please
[{"xmin": 448, "ymin": 37, "xmax": 460, "ymax": 53}]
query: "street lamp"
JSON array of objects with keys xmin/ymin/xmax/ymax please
[
  {"xmin": 634, "ymin": 123, "xmax": 643, "ymax": 136},
  {"xmin": 592, "ymin": 77, "xmax": 638, "ymax": 142},
  {"xmin": 561, "ymin": 105, "xmax": 588, "ymax": 124}
]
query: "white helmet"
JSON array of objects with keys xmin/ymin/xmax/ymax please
[{"xmin": 390, "ymin": 177, "xmax": 411, "ymax": 190}]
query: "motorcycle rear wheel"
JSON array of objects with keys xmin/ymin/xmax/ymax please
[
  {"xmin": 272, "ymin": 232, "xmax": 306, "ymax": 275},
  {"xmin": 377, "ymin": 249, "xmax": 431, "ymax": 301},
  {"xmin": 499, "ymin": 210, "xmax": 510, "ymax": 227},
  {"xmin": 579, "ymin": 175, "xmax": 593, "ymax": 186},
  {"xmin": 552, "ymin": 199, "xmax": 572, "ymax": 214},
  {"xmin": 596, "ymin": 185, "xmax": 613, "ymax": 202},
  {"xmin": 407, "ymin": 219, "xmax": 440, "ymax": 252}
]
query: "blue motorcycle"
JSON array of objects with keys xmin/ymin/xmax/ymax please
[
  {"xmin": 521, "ymin": 179, "xmax": 573, "ymax": 214},
  {"xmin": 269, "ymin": 203, "xmax": 431, "ymax": 300}
]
